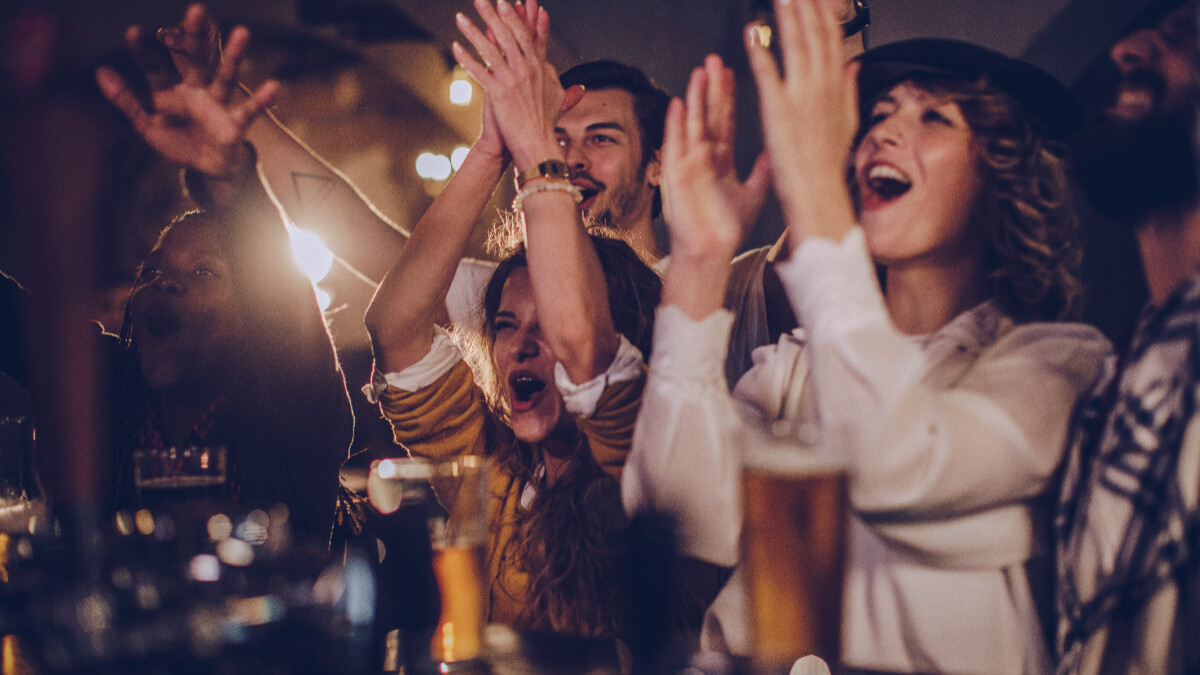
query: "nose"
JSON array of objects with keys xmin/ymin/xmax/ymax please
[
  {"xmin": 150, "ymin": 271, "xmax": 185, "ymax": 296},
  {"xmin": 1111, "ymin": 29, "xmax": 1159, "ymax": 73},
  {"xmin": 863, "ymin": 114, "xmax": 905, "ymax": 151},
  {"xmin": 563, "ymin": 139, "xmax": 589, "ymax": 173},
  {"xmin": 511, "ymin": 328, "xmax": 540, "ymax": 362}
]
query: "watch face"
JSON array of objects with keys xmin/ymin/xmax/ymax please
[{"xmin": 519, "ymin": 160, "xmax": 571, "ymax": 186}]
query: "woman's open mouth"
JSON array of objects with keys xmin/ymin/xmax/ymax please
[
  {"xmin": 509, "ymin": 372, "xmax": 547, "ymax": 413},
  {"xmin": 142, "ymin": 305, "xmax": 181, "ymax": 338},
  {"xmin": 860, "ymin": 163, "xmax": 912, "ymax": 210}
]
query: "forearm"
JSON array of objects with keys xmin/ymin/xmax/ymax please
[
  {"xmin": 521, "ymin": 186, "xmax": 620, "ymax": 382},
  {"xmin": 624, "ymin": 306, "xmax": 743, "ymax": 566},
  {"xmin": 365, "ymin": 144, "xmax": 507, "ymax": 372},
  {"xmin": 245, "ymin": 106, "xmax": 407, "ymax": 283},
  {"xmin": 662, "ymin": 245, "xmax": 737, "ymax": 321}
]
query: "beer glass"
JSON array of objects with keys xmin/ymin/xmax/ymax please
[
  {"xmin": 740, "ymin": 421, "xmax": 848, "ymax": 671},
  {"xmin": 368, "ymin": 456, "xmax": 489, "ymax": 667},
  {"xmin": 132, "ymin": 445, "xmax": 228, "ymax": 510}
]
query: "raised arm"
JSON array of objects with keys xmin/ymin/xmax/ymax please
[
  {"xmin": 745, "ymin": 0, "xmax": 859, "ymax": 250},
  {"xmin": 364, "ymin": 0, "xmax": 552, "ymax": 373},
  {"xmin": 155, "ymin": 4, "xmax": 407, "ymax": 283},
  {"xmin": 660, "ymin": 55, "xmax": 770, "ymax": 321},
  {"xmin": 363, "ymin": 99, "xmax": 509, "ymax": 372},
  {"xmin": 96, "ymin": 21, "xmax": 353, "ymax": 538},
  {"xmin": 454, "ymin": 0, "xmax": 615, "ymax": 383}
]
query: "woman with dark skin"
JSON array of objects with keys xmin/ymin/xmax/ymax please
[{"xmin": 96, "ymin": 23, "xmax": 352, "ymax": 544}]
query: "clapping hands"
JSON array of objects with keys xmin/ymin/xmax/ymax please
[
  {"xmin": 661, "ymin": 55, "xmax": 771, "ymax": 264},
  {"xmin": 745, "ymin": 0, "xmax": 859, "ymax": 242},
  {"xmin": 451, "ymin": 0, "xmax": 582, "ymax": 171}
]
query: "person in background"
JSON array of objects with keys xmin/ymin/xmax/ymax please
[
  {"xmin": 1056, "ymin": 1, "xmax": 1200, "ymax": 672},
  {"xmin": 95, "ymin": 21, "xmax": 353, "ymax": 544},
  {"xmin": 624, "ymin": 0, "xmax": 1112, "ymax": 671}
]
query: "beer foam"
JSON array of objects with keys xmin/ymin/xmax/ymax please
[{"xmin": 742, "ymin": 446, "xmax": 845, "ymax": 476}]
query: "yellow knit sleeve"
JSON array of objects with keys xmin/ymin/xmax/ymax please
[
  {"xmin": 376, "ymin": 359, "xmax": 490, "ymax": 459},
  {"xmin": 578, "ymin": 362, "xmax": 647, "ymax": 481}
]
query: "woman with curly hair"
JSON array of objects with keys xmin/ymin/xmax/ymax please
[
  {"xmin": 363, "ymin": 0, "xmax": 660, "ymax": 638},
  {"xmin": 622, "ymin": 5, "xmax": 1112, "ymax": 673}
]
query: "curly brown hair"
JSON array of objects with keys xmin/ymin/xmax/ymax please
[
  {"xmin": 458, "ymin": 228, "xmax": 662, "ymax": 637},
  {"xmin": 853, "ymin": 75, "xmax": 1084, "ymax": 322}
]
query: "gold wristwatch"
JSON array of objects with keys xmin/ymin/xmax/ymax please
[{"xmin": 516, "ymin": 159, "xmax": 571, "ymax": 188}]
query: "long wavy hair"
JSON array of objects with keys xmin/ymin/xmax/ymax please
[
  {"xmin": 463, "ymin": 228, "xmax": 661, "ymax": 637},
  {"xmin": 853, "ymin": 75, "xmax": 1084, "ymax": 322}
]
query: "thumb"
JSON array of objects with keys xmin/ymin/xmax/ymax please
[{"xmin": 561, "ymin": 84, "xmax": 585, "ymax": 115}]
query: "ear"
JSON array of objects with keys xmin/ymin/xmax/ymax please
[{"xmin": 645, "ymin": 147, "xmax": 663, "ymax": 187}]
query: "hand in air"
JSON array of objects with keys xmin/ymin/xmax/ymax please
[
  {"xmin": 662, "ymin": 55, "xmax": 771, "ymax": 264},
  {"xmin": 94, "ymin": 4, "xmax": 278, "ymax": 180},
  {"xmin": 451, "ymin": 0, "xmax": 582, "ymax": 170},
  {"xmin": 745, "ymin": 0, "xmax": 858, "ymax": 239}
]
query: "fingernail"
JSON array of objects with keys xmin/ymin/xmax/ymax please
[
  {"xmin": 497, "ymin": 0, "xmax": 512, "ymax": 12},
  {"xmin": 456, "ymin": 12, "xmax": 468, "ymax": 25},
  {"xmin": 746, "ymin": 24, "xmax": 761, "ymax": 47}
]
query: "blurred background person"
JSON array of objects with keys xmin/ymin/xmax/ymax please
[{"xmin": 95, "ymin": 19, "xmax": 353, "ymax": 544}]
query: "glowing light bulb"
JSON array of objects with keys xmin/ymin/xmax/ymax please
[
  {"xmin": 288, "ymin": 225, "xmax": 334, "ymax": 283},
  {"xmin": 415, "ymin": 152, "xmax": 453, "ymax": 180},
  {"xmin": 451, "ymin": 146, "xmax": 470, "ymax": 171},
  {"xmin": 449, "ymin": 79, "xmax": 473, "ymax": 106}
]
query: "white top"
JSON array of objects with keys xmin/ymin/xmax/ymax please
[{"xmin": 624, "ymin": 227, "xmax": 1113, "ymax": 675}]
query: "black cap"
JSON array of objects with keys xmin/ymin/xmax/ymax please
[{"xmin": 856, "ymin": 38, "xmax": 1082, "ymax": 143}]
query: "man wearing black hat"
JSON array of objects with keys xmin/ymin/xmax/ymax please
[{"xmin": 1055, "ymin": 1, "xmax": 1200, "ymax": 673}]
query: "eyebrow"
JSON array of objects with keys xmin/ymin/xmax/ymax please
[
  {"xmin": 494, "ymin": 310, "xmax": 517, "ymax": 321},
  {"xmin": 555, "ymin": 121, "xmax": 630, "ymax": 136}
]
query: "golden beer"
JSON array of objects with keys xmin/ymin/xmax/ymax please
[
  {"xmin": 742, "ymin": 449, "xmax": 847, "ymax": 669},
  {"xmin": 369, "ymin": 456, "xmax": 490, "ymax": 667},
  {"xmin": 430, "ymin": 544, "xmax": 486, "ymax": 663}
]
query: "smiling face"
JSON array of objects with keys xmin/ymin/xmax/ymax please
[
  {"xmin": 490, "ymin": 267, "xmax": 569, "ymax": 443},
  {"xmin": 1108, "ymin": 4, "xmax": 1200, "ymax": 124},
  {"xmin": 1075, "ymin": 3, "xmax": 1200, "ymax": 222},
  {"xmin": 853, "ymin": 81, "xmax": 986, "ymax": 271},
  {"xmin": 128, "ymin": 217, "xmax": 246, "ymax": 397},
  {"xmin": 555, "ymin": 89, "xmax": 661, "ymax": 234}
]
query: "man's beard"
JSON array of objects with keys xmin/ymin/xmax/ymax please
[
  {"xmin": 1074, "ymin": 70, "xmax": 1200, "ymax": 225},
  {"xmin": 577, "ymin": 166, "xmax": 648, "ymax": 232}
]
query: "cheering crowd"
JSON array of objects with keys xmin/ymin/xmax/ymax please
[{"xmin": 4, "ymin": 0, "xmax": 1199, "ymax": 672}]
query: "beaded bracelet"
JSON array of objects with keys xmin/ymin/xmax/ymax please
[{"xmin": 512, "ymin": 179, "xmax": 584, "ymax": 212}]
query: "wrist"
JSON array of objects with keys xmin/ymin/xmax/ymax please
[{"xmin": 511, "ymin": 142, "xmax": 565, "ymax": 175}]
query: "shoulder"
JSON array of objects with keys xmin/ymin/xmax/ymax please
[
  {"xmin": 993, "ymin": 320, "xmax": 1113, "ymax": 362},
  {"xmin": 978, "ymin": 320, "xmax": 1114, "ymax": 390}
]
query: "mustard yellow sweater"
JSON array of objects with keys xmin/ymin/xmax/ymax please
[{"xmin": 376, "ymin": 359, "xmax": 645, "ymax": 632}]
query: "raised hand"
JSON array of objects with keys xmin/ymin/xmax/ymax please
[
  {"xmin": 94, "ymin": 9, "xmax": 278, "ymax": 181},
  {"xmin": 663, "ymin": 55, "xmax": 771, "ymax": 263},
  {"xmin": 451, "ymin": 0, "xmax": 569, "ymax": 171},
  {"xmin": 469, "ymin": 0, "xmax": 546, "ymax": 164},
  {"xmin": 156, "ymin": 4, "xmax": 223, "ymax": 88},
  {"xmin": 745, "ymin": 0, "xmax": 858, "ymax": 243}
]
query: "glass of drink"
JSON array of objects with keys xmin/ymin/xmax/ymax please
[
  {"xmin": 368, "ymin": 455, "xmax": 490, "ymax": 668},
  {"xmin": 740, "ymin": 421, "xmax": 848, "ymax": 672},
  {"xmin": 132, "ymin": 445, "xmax": 228, "ymax": 511}
]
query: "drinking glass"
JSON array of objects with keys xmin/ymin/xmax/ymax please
[
  {"xmin": 368, "ymin": 455, "xmax": 490, "ymax": 667},
  {"xmin": 0, "ymin": 415, "xmax": 45, "ymax": 534},
  {"xmin": 740, "ymin": 421, "xmax": 848, "ymax": 672},
  {"xmin": 132, "ymin": 445, "xmax": 228, "ymax": 511}
]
